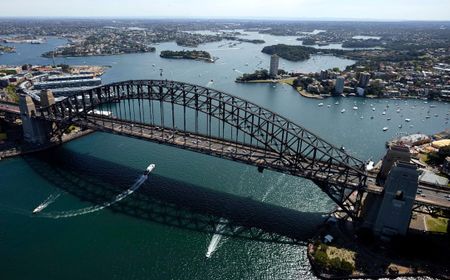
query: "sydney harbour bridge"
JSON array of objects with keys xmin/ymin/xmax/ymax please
[{"xmin": 3, "ymin": 79, "xmax": 449, "ymax": 242}]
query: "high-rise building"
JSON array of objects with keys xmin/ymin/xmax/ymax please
[
  {"xmin": 269, "ymin": 54, "xmax": 279, "ymax": 77},
  {"xmin": 335, "ymin": 76, "xmax": 345, "ymax": 94},
  {"xmin": 358, "ymin": 72, "xmax": 371, "ymax": 87},
  {"xmin": 320, "ymin": 69, "xmax": 328, "ymax": 80}
]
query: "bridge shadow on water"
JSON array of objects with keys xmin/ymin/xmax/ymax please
[{"xmin": 24, "ymin": 147, "xmax": 327, "ymax": 245}]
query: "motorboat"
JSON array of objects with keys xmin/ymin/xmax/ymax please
[
  {"xmin": 318, "ymin": 103, "xmax": 324, "ymax": 107},
  {"xmin": 144, "ymin": 164, "xmax": 156, "ymax": 175},
  {"xmin": 353, "ymin": 106, "xmax": 358, "ymax": 110},
  {"xmin": 383, "ymin": 127, "xmax": 389, "ymax": 131},
  {"xmin": 382, "ymin": 111, "xmax": 386, "ymax": 115},
  {"xmin": 32, "ymin": 204, "xmax": 47, "ymax": 214},
  {"xmin": 341, "ymin": 109, "xmax": 346, "ymax": 113},
  {"xmin": 405, "ymin": 118, "xmax": 411, "ymax": 122}
]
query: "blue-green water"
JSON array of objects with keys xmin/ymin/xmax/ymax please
[{"xmin": 0, "ymin": 34, "xmax": 448, "ymax": 279}]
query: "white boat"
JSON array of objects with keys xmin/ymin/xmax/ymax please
[
  {"xmin": 341, "ymin": 109, "xmax": 346, "ymax": 113},
  {"xmin": 405, "ymin": 118, "xmax": 411, "ymax": 122},
  {"xmin": 382, "ymin": 111, "xmax": 386, "ymax": 115},
  {"xmin": 144, "ymin": 164, "xmax": 156, "ymax": 175},
  {"xmin": 335, "ymin": 102, "xmax": 339, "ymax": 105},
  {"xmin": 366, "ymin": 161, "xmax": 374, "ymax": 171},
  {"xmin": 396, "ymin": 109, "xmax": 400, "ymax": 113},
  {"xmin": 372, "ymin": 108, "xmax": 375, "ymax": 111},
  {"xmin": 32, "ymin": 204, "xmax": 47, "ymax": 214},
  {"xmin": 327, "ymin": 105, "xmax": 331, "ymax": 108},
  {"xmin": 399, "ymin": 124, "xmax": 402, "ymax": 128},
  {"xmin": 353, "ymin": 106, "xmax": 358, "ymax": 110},
  {"xmin": 383, "ymin": 127, "xmax": 388, "ymax": 131},
  {"xmin": 430, "ymin": 105, "xmax": 436, "ymax": 108},
  {"xmin": 360, "ymin": 116, "xmax": 364, "ymax": 119},
  {"xmin": 318, "ymin": 103, "xmax": 324, "ymax": 107}
]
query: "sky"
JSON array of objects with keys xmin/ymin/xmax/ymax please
[{"xmin": 1, "ymin": 0, "xmax": 449, "ymax": 21}]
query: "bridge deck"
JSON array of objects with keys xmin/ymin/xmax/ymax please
[{"xmin": 81, "ymin": 115, "xmax": 365, "ymax": 190}]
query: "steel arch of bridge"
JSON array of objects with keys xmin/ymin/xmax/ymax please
[{"xmin": 37, "ymin": 80, "xmax": 368, "ymax": 218}]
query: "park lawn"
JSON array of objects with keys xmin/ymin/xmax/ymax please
[
  {"xmin": 426, "ymin": 216, "xmax": 448, "ymax": 233},
  {"xmin": 326, "ymin": 245, "xmax": 356, "ymax": 267}
]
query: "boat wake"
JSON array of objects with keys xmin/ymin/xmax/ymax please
[
  {"xmin": 205, "ymin": 218, "xmax": 228, "ymax": 258},
  {"xmin": 205, "ymin": 174, "xmax": 286, "ymax": 258},
  {"xmin": 37, "ymin": 175, "xmax": 147, "ymax": 219}
]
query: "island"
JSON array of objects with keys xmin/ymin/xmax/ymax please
[
  {"xmin": 261, "ymin": 44, "xmax": 315, "ymax": 61},
  {"xmin": 159, "ymin": 50, "xmax": 215, "ymax": 62}
]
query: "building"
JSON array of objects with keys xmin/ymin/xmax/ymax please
[
  {"xmin": 334, "ymin": 76, "xmax": 345, "ymax": 94},
  {"xmin": 358, "ymin": 72, "xmax": 371, "ymax": 87},
  {"xmin": 320, "ymin": 70, "xmax": 328, "ymax": 80},
  {"xmin": 269, "ymin": 54, "xmax": 279, "ymax": 77}
]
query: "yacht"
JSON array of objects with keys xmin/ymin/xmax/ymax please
[
  {"xmin": 353, "ymin": 106, "xmax": 358, "ymax": 110},
  {"xmin": 318, "ymin": 103, "xmax": 324, "ymax": 107},
  {"xmin": 383, "ymin": 127, "xmax": 389, "ymax": 131},
  {"xmin": 372, "ymin": 108, "xmax": 375, "ymax": 111},
  {"xmin": 405, "ymin": 118, "xmax": 411, "ymax": 122},
  {"xmin": 341, "ymin": 109, "xmax": 346, "ymax": 113},
  {"xmin": 382, "ymin": 111, "xmax": 386, "ymax": 115}
]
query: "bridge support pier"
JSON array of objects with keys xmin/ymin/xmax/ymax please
[
  {"xmin": 19, "ymin": 91, "xmax": 54, "ymax": 145},
  {"xmin": 361, "ymin": 146, "xmax": 418, "ymax": 239}
]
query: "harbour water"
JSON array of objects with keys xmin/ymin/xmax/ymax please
[{"xmin": 0, "ymin": 34, "xmax": 448, "ymax": 279}]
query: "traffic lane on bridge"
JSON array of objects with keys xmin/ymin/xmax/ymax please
[
  {"xmin": 0, "ymin": 104, "xmax": 20, "ymax": 114},
  {"xmin": 416, "ymin": 187, "xmax": 450, "ymax": 210}
]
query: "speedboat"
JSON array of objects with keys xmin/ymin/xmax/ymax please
[
  {"xmin": 144, "ymin": 164, "xmax": 156, "ymax": 175},
  {"xmin": 32, "ymin": 204, "xmax": 46, "ymax": 214}
]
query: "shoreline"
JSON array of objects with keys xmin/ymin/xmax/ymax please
[
  {"xmin": 235, "ymin": 78, "xmax": 449, "ymax": 102},
  {"xmin": 307, "ymin": 213, "xmax": 450, "ymax": 280},
  {"xmin": 0, "ymin": 129, "xmax": 93, "ymax": 160}
]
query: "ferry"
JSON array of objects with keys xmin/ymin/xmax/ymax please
[{"xmin": 144, "ymin": 164, "xmax": 156, "ymax": 176}]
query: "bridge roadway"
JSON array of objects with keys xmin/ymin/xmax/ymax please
[
  {"xmin": 0, "ymin": 103, "xmax": 20, "ymax": 114},
  {"xmin": 81, "ymin": 115, "xmax": 364, "ymax": 190},
  {"xmin": 81, "ymin": 115, "xmax": 450, "ymax": 212}
]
